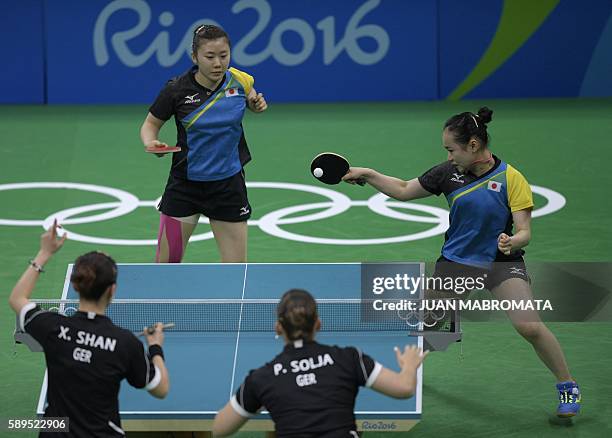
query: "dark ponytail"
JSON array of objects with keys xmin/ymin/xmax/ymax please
[
  {"xmin": 444, "ymin": 106, "xmax": 494, "ymax": 147},
  {"xmin": 70, "ymin": 252, "xmax": 117, "ymax": 301},
  {"xmin": 277, "ymin": 289, "xmax": 318, "ymax": 341}
]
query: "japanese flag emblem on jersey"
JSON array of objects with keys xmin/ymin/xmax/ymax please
[
  {"xmin": 487, "ymin": 181, "xmax": 502, "ymax": 192},
  {"xmin": 225, "ymin": 88, "xmax": 239, "ymax": 97}
]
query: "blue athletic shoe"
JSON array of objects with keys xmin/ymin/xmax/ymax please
[{"xmin": 556, "ymin": 381, "xmax": 581, "ymax": 417}]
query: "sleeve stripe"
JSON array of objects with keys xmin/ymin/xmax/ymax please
[
  {"xmin": 19, "ymin": 302, "xmax": 38, "ymax": 331},
  {"xmin": 230, "ymin": 394, "xmax": 255, "ymax": 418},
  {"xmin": 107, "ymin": 420, "xmax": 125, "ymax": 435},
  {"xmin": 144, "ymin": 365, "xmax": 161, "ymax": 391},
  {"xmin": 357, "ymin": 348, "xmax": 369, "ymax": 382},
  {"xmin": 143, "ymin": 349, "xmax": 150, "ymax": 385},
  {"xmin": 365, "ymin": 362, "xmax": 383, "ymax": 388}
]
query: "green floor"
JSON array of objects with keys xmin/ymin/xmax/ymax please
[{"xmin": 1, "ymin": 99, "xmax": 611, "ymax": 437}]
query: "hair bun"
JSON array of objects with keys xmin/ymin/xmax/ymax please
[
  {"xmin": 70, "ymin": 251, "xmax": 117, "ymax": 301},
  {"xmin": 72, "ymin": 266, "xmax": 96, "ymax": 293},
  {"xmin": 476, "ymin": 106, "xmax": 493, "ymax": 125}
]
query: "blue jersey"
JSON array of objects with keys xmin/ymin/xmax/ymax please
[
  {"xmin": 419, "ymin": 157, "xmax": 534, "ymax": 268},
  {"xmin": 149, "ymin": 66, "xmax": 254, "ymax": 181}
]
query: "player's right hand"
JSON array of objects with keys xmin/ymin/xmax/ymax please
[
  {"xmin": 394, "ymin": 345, "xmax": 428, "ymax": 370},
  {"xmin": 145, "ymin": 323, "xmax": 165, "ymax": 346},
  {"xmin": 145, "ymin": 140, "xmax": 170, "ymax": 158},
  {"xmin": 343, "ymin": 167, "xmax": 371, "ymax": 185}
]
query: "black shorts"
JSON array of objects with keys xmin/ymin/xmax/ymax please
[
  {"xmin": 158, "ymin": 171, "xmax": 251, "ymax": 222},
  {"xmin": 432, "ymin": 255, "xmax": 530, "ymax": 293}
]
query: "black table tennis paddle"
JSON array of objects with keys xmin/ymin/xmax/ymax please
[{"xmin": 310, "ymin": 152, "xmax": 365, "ymax": 185}]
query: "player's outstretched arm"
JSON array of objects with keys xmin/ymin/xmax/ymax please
[
  {"xmin": 213, "ymin": 402, "xmax": 249, "ymax": 437},
  {"xmin": 370, "ymin": 345, "xmax": 428, "ymax": 398},
  {"xmin": 8, "ymin": 220, "xmax": 66, "ymax": 314},
  {"xmin": 343, "ymin": 167, "xmax": 432, "ymax": 201}
]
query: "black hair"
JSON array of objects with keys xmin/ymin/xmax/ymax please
[
  {"xmin": 277, "ymin": 289, "xmax": 318, "ymax": 341},
  {"xmin": 70, "ymin": 251, "xmax": 117, "ymax": 302},
  {"xmin": 444, "ymin": 106, "xmax": 494, "ymax": 148},
  {"xmin": 192, "ymin": 24, "xmax": 231, "ymax": 54}
]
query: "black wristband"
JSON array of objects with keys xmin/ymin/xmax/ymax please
[
  {"xmin": 148, "ymin": 344, "xmax": 164, "ymax": 360},
  {"xmin": 29, "ymin": 260, "xmax": 45, "ymax": 273}
]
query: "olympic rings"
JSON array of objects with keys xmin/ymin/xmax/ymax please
[
  {"xmin": 397, "ymin": 306, "xmax": 447, "ymax": 328},
  {"xmin": 257, "ymin": 200, "xmax": 449, "ymax": 245},
  {"xmin": 0, "ymin": 181, "xmax": 566, "ymax": 246},
  {"xmin": 0, "ymin": 182, "xmax": 139, "ymax": 226},
  {"xmin": 48, "ymin": 306, "xmax": 78, "ymax": 317}
]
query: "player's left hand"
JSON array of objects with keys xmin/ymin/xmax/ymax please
[
  {"xmin": 497, "ymin": 233, "xmax": 513, "ymax": 255},
  {"xmin": 144, "ymin": 322, "xmax": 165, "ymax": 347},
  {"xmin": 248, "ymin": 92, "xmax": 267, "ymax": 112}
]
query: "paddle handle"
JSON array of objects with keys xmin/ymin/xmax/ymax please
[
  {"xmin": 345, "ymin": 177, "xmax": 366, "ymax": 186},
  {"xmin": 138, "ymin": 322, "xmax": 175, "ymax": 336}
]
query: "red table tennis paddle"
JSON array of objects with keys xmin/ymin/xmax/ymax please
[{"xmin": 145, "ymin": 145, "xmax": 181, "ymax": 154}]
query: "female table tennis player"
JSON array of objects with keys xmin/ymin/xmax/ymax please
[
  {"xmin": 8, "ymin": 221, "xmax": 170, "ymax": 436},
  {"xmin": 213, "ymin": 289, "xmax": 427, "ymax": 437},
  {"xmin": 140, "ymin": 24, "xmax": 267, "ymax": 264},
  {"xmin": 341, "ymin": 106, "xmax": 581, "ymax": 417}
]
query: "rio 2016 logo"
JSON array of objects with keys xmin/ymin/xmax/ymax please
[
  {"xmin": 361, "ymin": 421, "xmax": 398, "ymax": 430},
  {"xmin": 93, "ymin": 0, "xmax": 390, "ymax": 67}
]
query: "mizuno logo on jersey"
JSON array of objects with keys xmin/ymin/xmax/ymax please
[
  {"xmin": 239, "ymin": 206, "xmax": 250, "ymax": 216},
  {"xmin": 487, "ymin": 181, "xmax": 502, "ymax": 192},
  {"xmin": 509, "ymin": 267, "xmax": 525, "ymax": 275},
  {"xmin": 184, "ymin": 93, "xmax": 201, "ymax": 104},
  {"xmin": 450, "ymin": 173, "xmax": 465, "ymax": 183}
]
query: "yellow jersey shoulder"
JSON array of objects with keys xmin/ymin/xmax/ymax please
[
  {"xmin": 229, "ymin": 67, "xmax": 254, "ymax": 95},
  {"xmin": 506, "ymin": 164, "xmax": 534, "ymax": 212}
]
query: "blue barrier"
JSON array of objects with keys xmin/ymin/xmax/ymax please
[
  {"xmin": 3, "ymin": 0, "xmax": 611, "ymax": 104},
  {"xmin": 0, "ymin": 0, "xmax": 45, "ymax": 104},
  {"xmin": 45, "ymin": 0, "xmax": 437, "ymax": 103},
  {"xmin": 439, "ymin": 0, "xmax": 612, "ymax": 99}
]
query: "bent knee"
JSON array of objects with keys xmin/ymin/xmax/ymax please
[{"xmin": 514, "ymin": 321, "xmax": 543, "ymax": 341}]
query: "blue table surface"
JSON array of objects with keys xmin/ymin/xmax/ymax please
[{"xmin": 45, "ymin": 264, "xmax": 422, "ymax": 419}]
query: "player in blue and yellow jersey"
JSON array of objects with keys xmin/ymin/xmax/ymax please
[
  {"xmin": 140, "ymin": 25, "xmax": 267, "ymax": 264},
  {"xmin": 344, "ymin": 107, "xmax": 581, "ymax": 417}
]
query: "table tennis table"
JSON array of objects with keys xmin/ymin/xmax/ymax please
[{"xmin": 30, "ymin": 263, "xmax": 432, "ymax": 434}]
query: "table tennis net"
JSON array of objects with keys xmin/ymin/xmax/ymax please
[{"xmin": 27, "ymin": 299, "xmax": 452, "ymax": 333}]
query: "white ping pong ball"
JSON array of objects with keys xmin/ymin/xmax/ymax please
[
  {"xmin": 313, "ymin": 167, "xmax": 323, "ymax": 178},
  {"xmin": 56, "ymin": 226, "xmax": 67, "ymax": 238}
]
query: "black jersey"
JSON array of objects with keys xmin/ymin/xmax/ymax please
[
  {"xmin": 232, "ymin": 340, "xmax": 381, "ymax": 437},
  {"xmin": 19, "ymin": 303, "xmax": 160, "ymax": 437}
]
